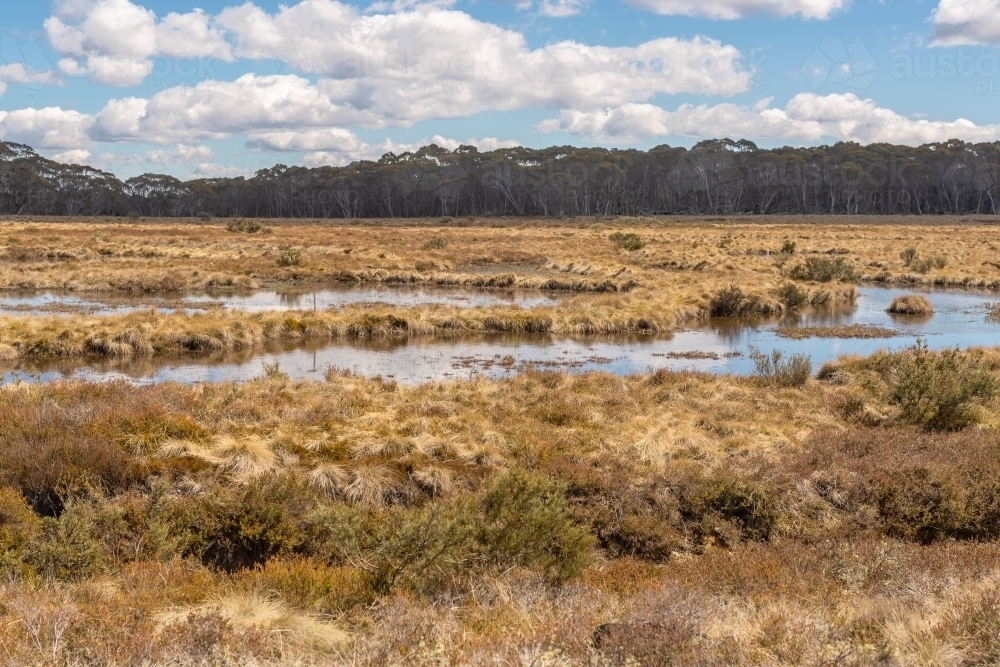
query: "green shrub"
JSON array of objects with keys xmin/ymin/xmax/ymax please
[
  {"xmin": 479, "ymin": 469, "xmax": 593, "ymax": 583},
  {"xmin": 609, "ymin": 232, "xmax": 645, "ymax": 251},
  {"xmin": 0, "ymin": 486, "xmax": 40, "ymax": 556},
  {"xmin": 749, "ymin": 347, "xmax": 812, "ymax": 387},
  {"xmin": 787, "ymin": 256, "xmax": 857, "ymax": 282},
  {"xmin": 780, "ymin": 240, "xmax": 797, "ymax": 255},
  {"xmin": 196, "ymin": 211, "xmax": 213, "ymax": 221},
  {"xmin": 170, "ymin": 477, "xmax": 310, "ymax": 572},
  {"xmin": 316, "ymin": 498, "xmax": 478, "ymax": 595},
  {"xmin": 422, "ymin": 237, "xmax": 448, "ymax": 250},
  {"xmin": 316, "ymin": 469, "xmax": 592, "ymax": 593},
  {"xmin": 277, "ymin": 249, "xmax": 302, "ymax": 267},
  {"xmin": 933, "ymin": 255, "xmax": 948, "ymax": 269},
  {"xmin": 881, "ymin": 340, "xmax": 996, "ymax": 431},
  {"xmin": 709, "ymin": 285, "xmax": 761, "ymax": 317},
  {"xmin": 776, "ymin": 282, "xmax": 808, "ymax": 310},
  {"xmin": 900, "ymin": 247, "xmax": 919, "ymax": 266},
  {"xmin": 24, "ymin": 503, "xmax": 102, "ymax": 580}
]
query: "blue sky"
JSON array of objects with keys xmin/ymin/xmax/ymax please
[{"xmin": 1, "ymin": 0, "xmax": 998, "ymax": 180}]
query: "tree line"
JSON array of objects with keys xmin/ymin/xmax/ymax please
[{"xmin": 3, "ymin": 138, "xmax": 1000, "ymax": 218}]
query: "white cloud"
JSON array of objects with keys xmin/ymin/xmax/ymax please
[
  {"xmin": 189, "ymin": 162, "xmax": 256, "ymax": 179},
  {"xmin": 931, "ymin": 0, "xmax": 1000, "ymax": 46},
  {"xmin": 51, "ymin": 149, "xmax": 91, "ymax": 164},
  {"xmin": 45, "ymin": 0, "xmax": 232, "ymax": 86},
  {"xmin": 0, "ymin": 63, "xmax": 62, "ymax": 88},
  {"xmin": 90, "ymin": 74, "xmax": 380, "ymax": 144},
  {"xmin": 0, "ymin": 107, "xmax": 94, "ymax": 149},
  {"xmin": 43, "ymin": 0, "xmax": 749, "ymax": 105},
  {"xmin": 246, "ymin": 128, "xmax": 368, "ymax": 153},
  {"xmin": 538, "ymin": 0, "xmax": 588, "ymax": 17},
  {"xmin": 144, "ymin": 143, "xmax": 216, "ymax": 166},
  {"xmin": 215, "ymin": 1, "xmax": 749, "ymax": 117},
  {"xmin": 622, "ymin": 0, "xmax": 845, "ymax": 19},
  {"xmin": 0, "ymin": 82, "xmax": 6, "ymax": 98},
  {"xmin": 540, "ymin": 93, "xmax": 1000, "ymax": 146}
]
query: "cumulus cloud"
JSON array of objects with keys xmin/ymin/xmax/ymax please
[
  {"xmin": 0, "ymin": 63, "xmax": 62, "ymax": 88},
  {"xmin": 43, "ymin": 0, "xmax": 748, "ymax": 106},
  {"xmin": 45, "ymin": 0, "xmax": 232, "ymax": 86},
  {"xmin": 215, "ymin": 1, "xmax": 748, "ymax": 116},
  {"xmin": 0, "ymin": 107, "xmax": 94, "ymax": 149},
  {"xmin": 246, "ymin": 128, "xmax": 369, "ymax": 153},
  {"xmin": 931, "ymin": 0, "xmax": 1000, "ymax": 46},
  {"xmin": 540, "ymin": 93, "xmax": 1000, "ymax": 146},
  {"xmin": 144, "ymin": 143, "xmax": 216, "ymax": 166},
  {"xmin": 622, "ymin": 0, "xmax": 845, "ymax": 19},
  {"xmin": 89, "ymin": 75, "xmax": 380, "ymax": 144}
]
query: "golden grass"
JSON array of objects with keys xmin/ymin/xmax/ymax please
[
  {"xmin": 887, "ymin": 294, "xmax": 935, "ymax": 315},
  {"xmin": 156, "ymin": 591, "xmax": 348, "ymax": 652}
]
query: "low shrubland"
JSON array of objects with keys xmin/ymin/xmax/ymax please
[{"xmin": 0, "ymin": 345, "xmax": 999, "ymax": 663}]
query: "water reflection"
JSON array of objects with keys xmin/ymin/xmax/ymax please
[
  {"xmin": 0, "ymin": 285, "xmax": 566, "ymax": 316},
  {"xmin": 2, "ymin": 286, "xmax": 999, "ymax": 386}
]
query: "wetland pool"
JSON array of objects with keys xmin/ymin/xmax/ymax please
[
  {"xmin": 0, "ymin": 284, "xmax": 566, "ymax": 316},
  {"xmin": 2, "ymin": 286, "xmax": 998, "ymax": 385}
]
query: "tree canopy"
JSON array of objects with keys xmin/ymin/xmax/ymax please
[{"xmin": 3, "ymin": 138, "xmax": 1000, "ymax": 218}]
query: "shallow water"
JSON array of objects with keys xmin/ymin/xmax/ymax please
[
  {"xmin": 3, "ymin": 286, "xmax": 999, "ymax": 386},
  {"xmin": 0, "ymin": 285, "xmax": 565, "ymax": 316}
]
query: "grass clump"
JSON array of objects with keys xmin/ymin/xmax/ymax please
[
  {"xmin": 886, "ymin": 295, "xmax": 934, "ymax": 315},
  {"xmin": 900, "ymin": 247, "xmax": 946, "ymax": 273},
  {"xmin": 749, "ymin": 346, "xmax": 812, "ymax": 387},
  {"xmin": 422, "ymin": 237, "xmax": 448, "ymax": 250},
  {"xmin": 609, "ymin": 232, "xmax": 645, "ymax": 251},
  {"xmin": 225, "ymin": 218, "xmax": 271, "ymax": 234},
  {"xmin": 709, "ymin": 285, "xmax": 761, "ymax": 317},
  {"xmin": 277, "ymin": 248, "xmax": 302, "ymax": 267},
  {"xmin": 787, "ymin": 256, "xmax": 857, "ymax": 282},
  {"xmin": 911, "ymin": 256, "xmax": 935, "ymax": 274}
]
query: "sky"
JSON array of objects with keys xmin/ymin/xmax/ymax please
[{"xmin": 1, "ymin": 0, "xmax": 999, "ymax": 180}]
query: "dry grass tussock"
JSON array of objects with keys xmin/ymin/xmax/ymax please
[
  {"xmin": 3, "ymin": 216, "xmax": 991, "ymax": 359},
  {"xmin": 1, "ymin": 347, "xmax": 1000, "ymax": 663},
  {"xmin": 887, "ymin": 294, "xmax": 935, "ymax": 315}
]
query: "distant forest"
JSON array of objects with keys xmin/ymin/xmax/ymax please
[{"xmin": 3, "ymin": 138, "xmax": 1000, "ymax": 218}]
